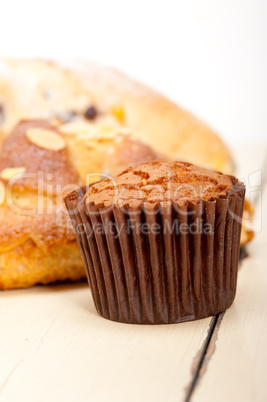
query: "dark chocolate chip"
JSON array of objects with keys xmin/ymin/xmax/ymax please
[{"xmin": 84, "ymin": 106, "xmax": 98, "ymax": 120}]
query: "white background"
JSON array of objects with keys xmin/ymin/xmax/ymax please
[{"xmin": 0, "ymin": 0, "xmax": 266, "ymax": 148}]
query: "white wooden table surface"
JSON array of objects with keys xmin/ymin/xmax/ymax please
[{"xmin": 1, "ymin": 147, "xmax": 266, "ymax": 402}]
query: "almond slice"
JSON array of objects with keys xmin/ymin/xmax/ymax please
[
  {"xmin": 97, "ymin": 125, "xmax": 117, "ymax": 140},
  {"xmin": 26, "ymin": 128, "xmax": 66, "ymax": 151},
  {"xmin": 0, "ymin": 167, "xmax": 26, "ymax": 181},
  {"xmin": 0, "ymin": 182, "xmax": 5, "ymax": 206},
  {"xmin": 59, "ymin": 121, "xmax": 92, "ymax": 135}
]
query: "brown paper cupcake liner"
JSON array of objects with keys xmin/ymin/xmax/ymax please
[{"xmin": 65, "ymin": 182, "xmax": 245, "ymax": 324}]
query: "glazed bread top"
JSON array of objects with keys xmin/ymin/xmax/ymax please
[
  {"xmin": 0, "ymin": 120, "xmax": 81, "ymax": 193},
  {"xmin": 85, "ymin": 161, "xmax": 237, "ymax": 208}
]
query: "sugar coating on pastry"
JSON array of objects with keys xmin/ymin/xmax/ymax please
[{"xmin": 85, "ymin": 161, "xmax": 236, "ymax": 208}]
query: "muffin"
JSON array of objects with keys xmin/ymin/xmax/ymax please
[{"xmin": 65, "ymin": 161, "xmax": 245, "ymax": 324}]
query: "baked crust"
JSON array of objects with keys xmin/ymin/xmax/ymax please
[
  {"xmin": 86, "ymin": 161, "xmax": 235, "ymax": 207},
  {"xmin": 0, "ymin": 240, "xmax": 85, "ymax": 290}
]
